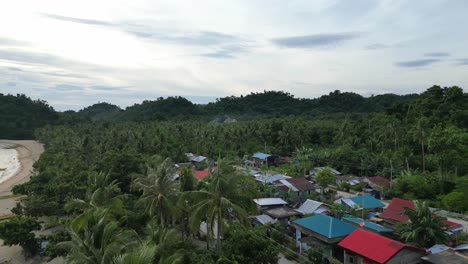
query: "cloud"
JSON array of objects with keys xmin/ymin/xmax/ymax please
[
  {"xmin": 90, "ymin": 85, "xmax": 129, "ymax": 91},
  {"xmin": 6, "ymin": 82, "xmax": 16, "ymax": 87},
  {"xmin": 201, "ymin": 45, "xmax": 247, "ymax": 59},
  {"xmin": 365, "ymin": 43, "xmax": 389, "ymax": 50},
  {"xmin": 54, "ymin": 84, "xmax": 84, "ymax": 91},
  {"xmin": 271, "ymin": 32, "xmax": 362, "ymax": 49},
  {"xmin": 42, "ymin": 13, "xmax": 113, "ymax": 26},
  {"xmin": 0, "ymin": 49, "xmax": 72, "ymax": 66},
  {"xmin": 456, "ymin": 58, "xmax": 468, "ymax": 65},
  {"xmin": 395, "ymin": 59, "xmax": 440, "ymax": 68},
  {"xmin": 424, "ymin": 52, "xmax": 450, "ymax": 57}
]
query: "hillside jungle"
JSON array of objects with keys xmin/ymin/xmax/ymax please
[{"xmin": 0, "ymin": 85, "xmax": 467, "ymax": 263}]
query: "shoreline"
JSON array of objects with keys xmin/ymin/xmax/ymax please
[{"xmin": 0, "ymin": 140, "xmax": 44, "ymax": 195}]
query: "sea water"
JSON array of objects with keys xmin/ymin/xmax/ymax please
[{"xmin": 0, "ymin": 144, "xmax": 20, "ymax": 184}]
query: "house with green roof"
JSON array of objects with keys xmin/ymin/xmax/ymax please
[
  {"xmin": 342, "ymin": 217, "xmax": 393, "ymax": 234},
  {"xmin": 335, "ymin": 195, "xmax": 385, "ymax": 212},
  {"xmin": 291, "ymin": 214, "xmax": 357, "ymax": 256}
]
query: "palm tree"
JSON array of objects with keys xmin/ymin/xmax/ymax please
[
  {"xmin": 181, "ymin": 159, "xmax": 254, "ymax": 251},
  {"xmin": 113, "ymin": 222, "xmax": 186, "ymax": 264},
  {"xmin": 397, "ymin": 200, "xmax": 449, "ymax": 247},
  {"xmin": 61, "ymin": 208, "xmax": 138, "ymax": 264},
  {"xmin": 133, "ymin": 156, "xmax": 179, "ymax": 227}
]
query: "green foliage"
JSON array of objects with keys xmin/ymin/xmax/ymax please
[
  {"xmin": 78, "ymin": 102, "xmax": 122, "ymax": 121},
  {"xmin": 44, "ymin": 230, "xmax": 71, "ymax": 258},
  {"xmin": 0, "ymin": 93, "xmax": 58, "ymax": 139},
  {"xmin": 180, "ymin": 166, "xmax": 196, "ymax": 192},
  {"xmin": 222, "ymin": 225, "xmax": 279, "ymax": 264},
  {"xmin": 0, "ymin": 216, "xmax": 41, "ymax": 256},
  {"xmin": 315, "ymin": 168, "xmax": 335, "ymax": 193},
  {"xmin": 396, "ymin": 200, "xmax": 449, "ymax": 247}
]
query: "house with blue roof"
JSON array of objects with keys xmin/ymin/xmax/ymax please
[
  {"xmin": 251, "ymin": 152, "xmax": 279, "ymax": 167},
  {"xmin": 342, "ymin": 217, "xmax": 393, "ymax": 235},
  {"xmin": 335, "ymin": 195, "xmax": 385, "ymax": 212},
  {"xmin": 291, "ymin": 214, "xmax": 357, "ymax": 256}
]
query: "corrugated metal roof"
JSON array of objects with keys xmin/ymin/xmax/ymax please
[
  {"xmin": 338, "ymin": 229, "xmax": 424, "ymax": 264},
  {"xmin": 348, "ymin": 195, "xmax": 385, "ymax": 209},
  {"xmin": 296, "ymin": 199, "xmax": 323, "ymax": 214},
  {"xmin": 342, "ymin": 217, "xmax": 393, "ymax": 233},
  {"xmin": 194, "ymin": 170, "xmax": 210, "ymax": 181},
  {"xmin": 253, "ymin": 152, "xmax": 271, "ymax": 160},
  {"xmin": 293, "ymin": 214, "xmax": 356, "ymax": 239},
  {"xmin": 255, "ymin": 174, "xmax": 291, "ymax": 183},
  {"xmin": 253, "ymin": 198, "xmax": 288, "ymax": 206},
  {"xmin": 254, "ymin": 214, "xmax": 276, "ymax": 225}
]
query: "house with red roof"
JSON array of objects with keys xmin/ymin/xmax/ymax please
[
  {"xmin": 338, "ymin": 229, "xmax": 425, "ymax": 264},
  {"xmin": 381, "ymin": 198, "xmax": 463, "ymax": 234}
]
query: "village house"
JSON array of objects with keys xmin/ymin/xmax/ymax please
[
  {"xmin": 335, "ymin": 195, "xmax": 386, "ymax": 212},
  {"xmin": 251, "ymin": 152, "xmax": 280, "ymax": 167},
  {"xmin": 310, "ymin": 166, "xmax": 342, "ymax": 177},
  {"xmin": 335, "ymin": 175, "xmax": 362, "ymax": 188},
  {"xmin": 422, "ymin": 249, "xmax": 468, "ymax": 264},
  {"xmin": 291, "ymin": 214, "xmax": 357, "ymax": 257},
  {"xmin": 255, "ymin": 173, "xmax": 291, "ymax": 184},
  {"xmin": 186, "ymin": 153, "xmax": 209, "ymax": 170},
  {"xmin": 341, "ymin": 217, "xmax": 393, "ymax": 235},
  {"xmin": 275, "ymin": 177, "xmax": 315, "ymax": 203},
  {"xmin": 253, "ymin": 198, "xmax": 299, "ymax": 224},
  {"xmin": 295, "ymin": 199, "xmax": 330, "ymax": 216},
  {"xmin": 253, "ymin": 198, "xmax": 288, "ymax": 212},
  {"xmin": 338, "ymin": 229, "xmax": 425, "ymax": 264},
  {"xmin": 380, "ymin": 198, "xmax": 464, "ymax": 234},
  {"xmin": 364, "ymin": 176, "xmax": 391, "ymax": 198},
  {"xmin": 251, "ymin": 214, "xmax": 276, "ymax": 226}
]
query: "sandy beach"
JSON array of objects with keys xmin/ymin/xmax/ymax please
[
  {"xmin": 0, "ymin": 140, "xmax": 44, "ymax": 264},
  {"xmin": 0, "ymin": 140, "xmax": 44, "ymax": 196}
]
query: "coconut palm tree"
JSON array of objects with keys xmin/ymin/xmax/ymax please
[
  {"xmin": 397, "ymin": 200, "xmax": 449, "ymax": 247},
  {"xmin": 133, "ymin": 156, "xmax": 179, "ymax": 227},
  {"xmin": 181, "ymin": 159, "xmax": 254, "ymax": 251},
  {"xmin": 61, "ymin": 208, "xmax": 138, "ymax": 264}
]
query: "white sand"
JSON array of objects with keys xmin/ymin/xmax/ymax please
[{"xmin": 0, "ymin": 145, "xmax": 21, "ymax": 185}]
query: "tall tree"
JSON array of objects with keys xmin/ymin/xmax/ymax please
[
  {"xmin": 397, "ymin": 200, "xmax": 449, "ymax": 248},
  {"xmin": 133, "ymin": 156, "xmax": 179, "ymax": 227},
  {"xmin": 182, "ymin": 159, "xmax": 254, "ymax": 251}
]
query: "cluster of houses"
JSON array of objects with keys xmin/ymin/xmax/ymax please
[
  {"xmin": 186, "ymin": 152, "xmax": 468, "ymax": 263},
  {"xmin": 251, "ymin": 192, "xmax": 467, "ymax": 263}
]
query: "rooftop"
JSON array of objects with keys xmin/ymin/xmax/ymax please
[
  {"xmin": 252, "ymin": 152, "xmax": 271, "ymax": 160},
  {"xmin": 342, "ymin": 217, "xmax": 393, "ymax": 233},
  {"xmin": 421, "ymin": 249, "xmax": 468, "ymax": 264},
  {"xmin": 283, "ymin": 177, "xmax": 315, "ymax": 191},
  {"xmin": 293, "ymin": 214, "xmax": 357, "ymax": 239},
  {"xmin": 253, "ymin": 214, "xmax": 276, "ymax": 225},
  {"xmin": 366, "ymin": 176, "xmax": 391, "ymax": 187},
  {"xmin": 338, "ymin": 229, "xmax": 424, "ymax": 264},
  {"xmin": 256, "ymin": 174, "xmax": 291, "ymax": 184},
  {"xmin": 380, "ymin": 198, "xmax": 414, "ymax": 222},
  {"xmin": 253, "ymin": 198, "xmax": 288, "ymax": 206},
  {"xmin": 344, "ymin": 195, "xmax": 385, "ymax": 209},
  {"xmin": 295, "ymin": 199, "xmax": 329, "ymax": 215},
  {"xmin": 194, "ymin": 170, "xmax": 210, "ymax": 181},
  {"xmin": 264, "ymin": 207, "xmax": 301, "ymax": 219}
]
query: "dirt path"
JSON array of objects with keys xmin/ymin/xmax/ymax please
[{"xmin": 0, "ymin": 140, "xmax": 44, "ymax": 264}]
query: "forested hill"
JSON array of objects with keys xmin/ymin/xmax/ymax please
[
  {"xmin": 74, "ymin": 90, "xmax": 421, "ymax": 121},
  {"xmin": 1, "ymin": 86, "xmax": 466, "ymax": 139},
  {"xmin": 0, "ymin": 94, "xmax": 59, "ymax": 139}
]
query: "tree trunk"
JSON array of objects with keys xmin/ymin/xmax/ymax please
[{"xmin": 216, "ymin": 209, "xmax": 222, "ymax": 251}]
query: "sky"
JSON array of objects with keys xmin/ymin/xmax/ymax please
[{"xmin": 0, "ymin": 0, "xmax": 467, "ymax": 111}]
